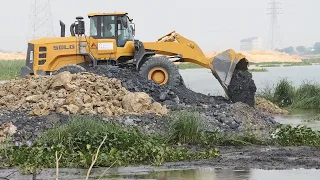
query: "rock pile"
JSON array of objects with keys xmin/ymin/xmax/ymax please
[{"xmin": 0, "ymin": 72, "xmax": 168, "ymax": 116}]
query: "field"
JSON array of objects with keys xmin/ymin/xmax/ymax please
[{"xmin": 0, "ymin": 60, "xmax": 25, "ymax": 80}]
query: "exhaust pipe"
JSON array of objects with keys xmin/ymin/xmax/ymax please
[{"xmin": 60, "ymin": 20, "xmax": 66, "ymax": 37}]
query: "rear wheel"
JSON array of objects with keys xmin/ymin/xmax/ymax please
[
  {"xmin": 53, "ymin": 64, "xmax": 86, "ymax": 75},
  {"xmin": 139, "ymin": 56, "xmax": 181, "ymax": 87}
]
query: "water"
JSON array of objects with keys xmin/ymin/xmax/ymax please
[
  {"xmin": 5, "ymin": 167, "xmax": 320, "ymax": 180},
  {"xmin": 179, "ymin": 65, "xmax": 320, "ymax": 96},
  {"xmin": 114, "ymin": 168, "xmax": 320, "ymax": 180},
  {"xmin": 179, "ymin": 65, "xmax": 320, "ymax": 129}
]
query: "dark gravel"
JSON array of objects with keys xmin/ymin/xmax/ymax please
[
  {"xmin": 0, "ymin": 110, "xmax": 68, "ymax": 145},
  {"xmin": 227, "ymin": 69, "xmax": 257, "ymax": 107},
  {"xmin": 87, "ymin": 66, "xmax": 229, "ymax": 106}
]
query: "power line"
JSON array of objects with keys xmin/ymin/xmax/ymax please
[
  {"xmin": 28, "ymin": 0, "xmax": 54, "ymax": 40},
  {"xmin": 267, "ymin": 0, "xmax": 282, "ymax": 50}
]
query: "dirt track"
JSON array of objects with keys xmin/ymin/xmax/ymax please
[{"xmin": 166, "ymin": 146, "xmax": 320, "ymax": 170}]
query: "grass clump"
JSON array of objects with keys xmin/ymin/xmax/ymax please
[
  {"xmin": 1, "ymin": 116, "xmax": 219, "ymax": 173},
  {"xmin": 273, "ymin": 79, "xmax": 295, "ymax": 107},
  {"xmin": 248, "ymin": 68, "xmax": 268, "ymax": 72},
  {"xmin": 259, "ymin": 64, "xmax": 281, "ymax": 67},
  {"xmin": 257, "ymin": 79, "xmax": 320, "ymax": 109},
  {"xmin": 0, "ymin": 60, "xmax": 25, "ymax": 80},
  {"xmin": 177, "ymin": 63, "xmax": 203, "ymax": 69},
  {"xmin": 167, "ymin": 110, "xmax": 267, "ymax": 146},
  {"xmin": 292, "ymin": 82, "xmax": 320, "ymax": 109},
  {"xmin": 168, "ymin": 111, "xmax": 204, "ymax": 144},
  {"xmin": 270, "ymin": 125, "xmax": 320, "ymax": 146}
]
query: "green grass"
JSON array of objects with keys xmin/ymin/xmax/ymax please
[
  {"xmin": 302, "ymin": 58, "xmax": 320, "ymax": 64},
  {"xmin": 168, "ymin": 111, "xmax": 204, "ymax": 144},
  {"xmin": 257, "ymin": 79, "xmax": 320, "ymax": 109},
  {"xmin": 250, "ymin": 60, "xmax": 319, "ymax": 68},
  {"xmin": 0, "ymin": 60, "xmax": 25, "ymax": 80},
  {"xmin": 283, "ymin": 62, "xmax": 312, "ymax": 67},
  {"xmin": 248, "ymin": 68, "xmax": 268, "ymax": 72},
  {"xmin": 177, "ymin": 63, "xmax": 204, "ymax": 69},
  {"xmin": 270, "ymin": 125, "xmax": 320, "ymax": 146},
  {"xmin": 1, "ymin": 115, "xmax": 219, "ymax": 173},
  {"xmin": 259, "ymin": 64, "xmax": 281, "ymax": 67}
]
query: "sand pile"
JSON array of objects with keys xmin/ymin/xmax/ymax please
[
  {"xmin": 0, "ymin": 72, "xmax": 168, "ymax": 116},
  {"xmin": 0, "ymin": 52, "xmax": 26, "ymax": 60},
  {"xmin": 255, "ymin": 97, "xmax": 289, "ymax": 115}
]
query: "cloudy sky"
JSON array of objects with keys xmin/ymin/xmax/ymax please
[{"xmin": 1, "ymin": 0, "xmax": 319, "ymax": 52}]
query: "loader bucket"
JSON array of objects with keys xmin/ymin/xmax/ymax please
[{"xmin": 208, "ymin": 49, "xmax": 247, "ymax": 97}]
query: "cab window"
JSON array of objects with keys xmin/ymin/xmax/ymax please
[{"xmin": 90, "ymin": 16, "xmax": 115, "ymax": 38}]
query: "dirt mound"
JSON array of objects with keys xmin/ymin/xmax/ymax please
[
  {"xmin": 0, "ymin": 72, "xmax": 167, "ymax": 116},
  {"xmin": 88, "ymin": 66, "xmax": 229, "ymax": 106},
  {"xmin": 227, "ymin": 70, "xmax": 256, "ymax": 107},
  {"xmin": 0, "ymin": 52, "xmax": 26, "ymax": 60},
  {"xmin": 255, "ymin": 97, "xmax": 289, "ymax": 115}
]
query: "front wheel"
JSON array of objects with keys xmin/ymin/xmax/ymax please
[
  {"xmin": 53, "ymin": 64, "xmax": 86, "ymax": 75},
  {"xmin": 139, "ymin": 56, "xmax": 181, "ymax": 87}
]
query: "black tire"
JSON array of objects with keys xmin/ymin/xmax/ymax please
[
  {"xmin": 139, "ymin": 56, "xmax": 181, "ymax": 87},
  {"xmin": 53, "ymin": 64, "xmax": 86, "ymax": 75}
]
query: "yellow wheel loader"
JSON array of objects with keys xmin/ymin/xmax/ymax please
[{"xmin": 20, "ymin": 12, "xmax": 250, "ymax": 100}]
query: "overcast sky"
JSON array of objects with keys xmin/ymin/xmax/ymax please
[{"xmin": 1, "ymin": 0, "xmax": 319, "ymax": 52}]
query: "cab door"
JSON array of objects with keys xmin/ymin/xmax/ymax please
[{"xmin": 88, "ymin": 15, "xmax": 117, "ymax": 60}]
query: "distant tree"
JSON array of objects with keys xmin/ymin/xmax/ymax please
[
  {"xmin": 276, "ymin": 46, "xmax": 295, "ymax": 54},
  {"xmin": 313, "ymin": 42, "xmax": 320, "ymax": 53},
  {"xmin": 296, "ymin": 46, "xmax": 307, "ymax": 54}
]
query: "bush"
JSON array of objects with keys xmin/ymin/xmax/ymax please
[{"xmin": 273, "ymin": 79, "xmax": 295, "ymax": 107}]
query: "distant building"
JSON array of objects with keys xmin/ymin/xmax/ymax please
[{"xmin": 240, "ymin": 37, "xmax": 262, "ymax": 51}]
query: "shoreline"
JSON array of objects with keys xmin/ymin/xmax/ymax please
[{"xmin": 1, "ymin": 146, "xmax": 320, "ymax": 179}]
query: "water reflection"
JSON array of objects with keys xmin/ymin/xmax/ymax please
[{"xmin": 114, "ymin": 168, "xmax": 320, "ymax": 180}]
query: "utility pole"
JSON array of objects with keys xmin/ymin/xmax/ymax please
[
  {"xmin": 267, "ymin": 0, "xmax": 282, "ymax": 50},
  {"xmin": 29, "ymin": 0, "xmax": 54, "ymax": 40}
]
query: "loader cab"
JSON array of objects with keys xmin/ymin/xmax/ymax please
[{"xmin": 88, "ymin": 12, "xmax": 135, "ymax": 47}]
